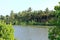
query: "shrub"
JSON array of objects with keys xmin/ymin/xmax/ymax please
[{"xmin": 0, "ymin": 21, "xmax": 14, "ymax": 40}]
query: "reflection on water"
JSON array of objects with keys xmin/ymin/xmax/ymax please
[{"xmin": 14, "ymin": 25, "xmax": 48, "ymax": 40}]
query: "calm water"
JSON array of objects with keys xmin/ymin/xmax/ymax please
[{"xmin": 13, "ymin": 25, "xmax": 48, "ymax": 40}]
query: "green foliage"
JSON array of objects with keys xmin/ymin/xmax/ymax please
[
  {"xmin": 49, "ymin": 2, "xmax": 60, "ymax": 40},
  {"xmin": 49, "ymin": 26, "xmax": 60, "ymax": 40},
  {"xmin": 0, "ymin": 7, "xmax": 55, "ymax": 25},
  {"xmin": 0, "ymin": 21, "xmax": 14, "ymax": 40}
]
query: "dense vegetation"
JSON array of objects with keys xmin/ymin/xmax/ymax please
[
  {"xmin": 49, "ymin": 2, "xmax": 60, "ymax": 40},
  {"xmin": 0, "ymin": 7, "xmax": 55, "ymax": 25},
  {"xmin": 0, "ymin": 21, "xmax": 14, "ymax": 40}
]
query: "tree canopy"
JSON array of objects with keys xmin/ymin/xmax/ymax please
[{"xmin": 49, "ymin": 2, "xmax": 60, "ymax": 40}]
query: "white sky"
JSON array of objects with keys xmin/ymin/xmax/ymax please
[{"xmin": 0, "ymin": 0, "xmax": 60, "ymax": 16}]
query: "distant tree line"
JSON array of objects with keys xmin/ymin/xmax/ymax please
[{"xmin": 0, "ymin": 7, "xmax": 56, "ymax": 25}]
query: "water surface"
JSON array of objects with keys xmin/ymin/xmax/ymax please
[{"xmin": 14, "ymin": 25, "xmax": 48, "ymax": 40}]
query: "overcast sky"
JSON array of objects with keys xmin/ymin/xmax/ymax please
[{"xmin": 0, "ymin": 0, "xmax": 60, "ymax": 16}]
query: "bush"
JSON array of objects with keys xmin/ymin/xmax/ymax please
[
  {"xmin": 0, "ymin": 21, "xmax": 14, "ymax": 40},
  {"xmin": 49, "ymin": 26, "xmax": 60, "ymax": 40}
]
